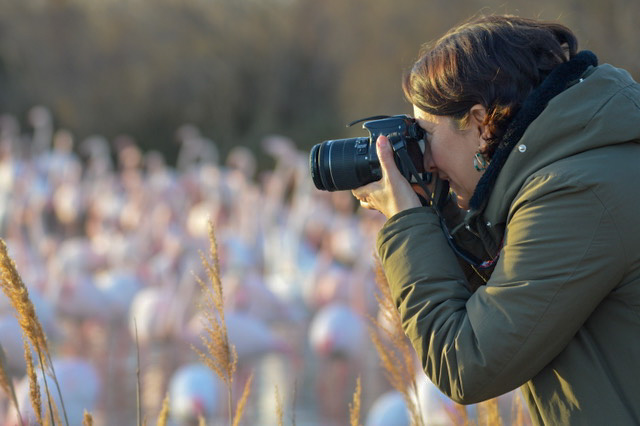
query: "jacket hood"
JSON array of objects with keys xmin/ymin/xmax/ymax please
[{"xmin": 476, "ymin": 58, "xmax": 640, "ymax": 227}]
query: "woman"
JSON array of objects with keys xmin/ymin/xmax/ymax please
[{"xmin": 352, "ymin": 15, "xmax": 640, "ymax": 425}]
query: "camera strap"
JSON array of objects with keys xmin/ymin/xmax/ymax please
[{"xmin": 390, "ymin": 140, "xmax": 435, "ymax": 206}]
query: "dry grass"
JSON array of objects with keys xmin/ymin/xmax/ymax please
[
  {"xmin": 369, "ymin": 256, "xmax": 425, "ymax": 426},
  {"xmin": 370, "ymin": 254, "xmax": 531, "ymax": 426},
  {"xmin": 82, "ymin": 410, "xmax": 94, "ymax": 426},
  {"xmin": 0, "ymin": 239, "xmax": 70, "ymax": 425},
  {"xmin": 192, "ymin": 220, "xmax": 253, "ymax": 426},
  {"xmin": 274, "ymin": 385, "xmax": 284, "ymax": 426},
  {"xmin": 0, "ymin": 342, "xmax": 24, "ymax": 426},
  {"xmin": 232, "ymin": 373, "xmax": 253, "ymax": 426},
  {"xmin": 156, "ymin": 393, "xmax": 170, "ymax": 426},
  {"xmin": 0, "ymin": 240, "xmax": 49, "ymax": 361},
  {"xmin": 23, "ymin": 339, "xmax": 43, "ymax": 424},
  {"xmin": 349, "ymin": 376, "xmax": 362, "ymax": 426}
]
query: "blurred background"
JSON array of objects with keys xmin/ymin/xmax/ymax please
[
  {"xmin": 1, "ymin": 0, "xmax": 638, "ymax": 166},
  {"xmin": 0, "ymin": 0, "xmax": 637, "ymax": 425}
]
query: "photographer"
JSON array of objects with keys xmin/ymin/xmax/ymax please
[{"xmin": 351, "ymin": 15, "xmax": 640, "ymax": 425}]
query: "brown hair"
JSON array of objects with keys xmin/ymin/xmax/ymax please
[{"xmin": 403, "ymin": 15, "xmax": 578, "ymax": 158}]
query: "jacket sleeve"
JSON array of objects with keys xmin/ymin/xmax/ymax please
[{"xmin": 376, "ymin": 175, "xmax": 625, "ymax": 404}]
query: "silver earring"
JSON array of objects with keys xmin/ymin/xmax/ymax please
[{"xmin": 473, "ymin": 152, "xmax": 488, "ymax": 172}]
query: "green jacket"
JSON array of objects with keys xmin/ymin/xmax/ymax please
[{"xmin": 377, "ymin": 63, "xmax": 640, "ymax": 425}]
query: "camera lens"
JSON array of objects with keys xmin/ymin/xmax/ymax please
[{"xmin": 309, "ymin": 137, "xmax": 378, "ymax": 191}]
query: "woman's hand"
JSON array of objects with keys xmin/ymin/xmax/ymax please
[{"xmin": 351, "ymin": 135, "xmax": 422, "ymax": 218}]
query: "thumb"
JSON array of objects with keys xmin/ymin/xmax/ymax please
[{"xmin": 376, "ymin": 135, "xmax": 401, "ymax": 178}]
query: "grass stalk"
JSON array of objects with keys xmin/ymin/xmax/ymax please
[
  {"xmin": 82, "ymin": 410, "xmax": 94, "ymax": 426},
  {"xmin": 232, "ymin": 373, "xmax": 253, "ymax": 426},
  {"xmin": 156, "ymin": 393, "xmax": 170, "ymax": 426},
  {"xmin": 191, "ymin": 221, "xmax": 241, "ymax": 425},
  {"xmin": 43, "ymin": 350, "xmax": 70, "ymax": 426},
  {"xmin": 349, "ymin": 376, "xmax": 362, "ymax": 426},
  {"xmin": 23, "ymin": 340, "xmax": 42, "ymax": 424},
  {"xmin": 35, "ymin": 347, "xmax": 57, "ymax": 426},
  {"xmin": 369, "ymin": 256, "xmax": 424, "ymax": 426},
  {"xmin": 0, "ymin": 343, "xmax": 25, "ymax": 426},
  {"xmin": 0, "ymin": 239, "xmax": 71, "ymax": 425}
]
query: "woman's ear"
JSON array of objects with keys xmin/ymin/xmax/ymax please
[{"xmin": 469, "ymin": 104, "xmax": 492, "ymax": 140}]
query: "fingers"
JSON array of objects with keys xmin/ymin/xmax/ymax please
[
  {"xmin": 376, "ymin": 135, "xmax": 400, "ymax": 179},
  {"xmin": 351, "ymin": 190, "xmax": 371, "ymax": 209},
  {"xmin": 350, "ymin": 135, "xmax": 422, "ymax": 217}
]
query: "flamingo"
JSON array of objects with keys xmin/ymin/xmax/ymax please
[
  {"xmin": 365, "ymin": 391, "xmax": 410, "ymax": 426},
  {"xmin": 168, "ymin": 362, "xmax": 222, "ymax": 425}
]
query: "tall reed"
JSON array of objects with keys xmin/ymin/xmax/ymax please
[
  {"xmin": 349, "ymin": 376, "xmax": 362, "ymax": 426},
  {"xmin": 369, "ymin": 256, "xmax": 425, "ymax": 426},
  {"xmin": 0, "ymin": 239, "xmax": 69, "ymax": 425},
  {"xmin": 156, "ymin": 393, "xmax": 170, "ymax": 426},
  {"xmin": 192, "ymin": 221, "xmax": 252, "ymax": 426},
  {"xmin": 232, "ymin": 372, "xmax": 253, "ymax": 426},
  {"xmin": 82, "ymin": 410, "xmax": 94, "ymax": 426}
]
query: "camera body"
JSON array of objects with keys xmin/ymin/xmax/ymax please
[{"xmin": 309, "ymin": 115, "xmax": 426, "ymax": 191}]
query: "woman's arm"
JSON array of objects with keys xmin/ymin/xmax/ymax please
[{"xmin": 377, "ymin": 174, "xmax": 625, "ymax": 403}]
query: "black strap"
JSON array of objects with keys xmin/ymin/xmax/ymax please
[{"xmin": 392, "ymin": 140, "xmax": 434, "ymax": 205}]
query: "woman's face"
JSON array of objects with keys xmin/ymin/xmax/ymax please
[{"xmin": 413, "ymin": 105, "xmax": 486, "ymax": 209}]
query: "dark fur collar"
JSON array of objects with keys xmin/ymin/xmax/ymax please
[{"xmin": 468, "ymin": 50, "xmax": 598, "ymax": 211}]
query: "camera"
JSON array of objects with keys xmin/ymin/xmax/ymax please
[{"xmin": 309, "ymin": 115, "xmax": 427, "ymax": 191}]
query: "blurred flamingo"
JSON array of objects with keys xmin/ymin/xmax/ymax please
[
  {"xmin": 365, "ymin": 391, "xmax": 411, "ymax": 426},
  {"xmin": 168, "ymin": 362, "xmax": 222, "ymax": 425}
]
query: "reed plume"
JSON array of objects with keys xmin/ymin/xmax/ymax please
[
  {"xmin": 0, "ymin": 240, "xmax": 49, "ymax": 359},
  {"xmin": 349, "ymin": 376, "xmax": 362, "ymax": 426},
  {"xmin": 369, "ymin": 255, "xmax": 425, "ymax": 426},
  {"xmin": 0, "ymin": 238, "xmax": 70, "ymax": 425},
  {"xmin": 191, "ymin": 221, "xmax": 241, "ymax": 426},
  {"xmin": 23, "ymin": 339, "xmax": 43, "ymax": 424},
  {"xmin": 156, "ymin": 393, "xmax": 170, "ymax": 426},
  {"xmin": 82, "ymin": 410, "xmax": 94, "ymax": 426},
  {"xmin": 44, "ymin": 385, "xmax": 63, "ymax": 426}
]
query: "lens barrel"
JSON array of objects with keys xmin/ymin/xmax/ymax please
[{"xmin": 309, "ymin": 137, "xmax": 379, "ymax": 191}]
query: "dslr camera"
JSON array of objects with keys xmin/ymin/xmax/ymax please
[{"xmin": 309, "ymin": 115, "xmax": 428, "ymax": 191}]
